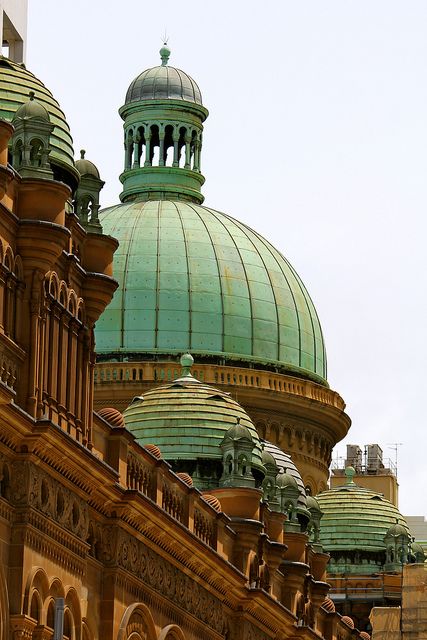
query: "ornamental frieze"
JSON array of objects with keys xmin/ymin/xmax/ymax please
[
  {"xmin": 9, "ymin": 461, "xmax": 89, "ymax": 539},
  {"xmin": 100, "ymin": 526, "xmax": 227, "ymax": 635}
]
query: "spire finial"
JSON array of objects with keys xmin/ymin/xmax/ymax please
[
  {"xmin": 160, "ymin": 36, "xmax": 171, "ymax": 66},
  {"xmin": 80, "ymin": 149, "xmax": 86, "ymax": 159},
  {"xmin": 180, "ymin": 353, "xmax": 194, "ymax": 377}
]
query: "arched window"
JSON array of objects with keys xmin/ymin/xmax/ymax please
[
  {"xmin": 63, "ymin": 608, "xmax": 73, "ymax": 640},
  {"xmin": 178, "ymin": 127, "xmax": 187, "ymax": 167},
  {"xmin": 30, "ymin": 591, "xmax": 41, "ymax": 623},
  {"xmin": 126, "ymin": 129, "xmax": 134, "ymax": 169},
  {"xmin": 164, "ymin": 124, "xmax": 174, "ymax": 166},
  {"xmin": 30, "ymin": 138, "xmax": 44, "ymax": 167},
  {"xmin": 150, "ymin": 125, "xmax": 160, "ymax": 166},
  {"xmin": 13, "ymin": 139, "xmax": 23, "ymax": 168},
  {"xmin": 46, "ymin": 600, "xmax": 55, "ymax": 629}
]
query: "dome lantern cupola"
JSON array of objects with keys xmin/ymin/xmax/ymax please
[
  {"xmin": 74, "ymin": 149, "xmax": 105, "ymax": 232},
  {"xmin": 11, "ymin": 90, "xmax": 54, "ymax": 179},
  {"xmin": 0, "ymin": 57, "xmax": 79, "ymax": 190},
  {"xmin": 119, "ymin": 45, "xmax": 208, "ymax": 204}
]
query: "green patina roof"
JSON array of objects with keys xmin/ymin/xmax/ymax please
[
  {"xmin": 125, "ymin": 59, "xmax": 203, "ymax": 105},
  {"xmin": 96, "ymin": 200, "xmax": 327, "ymax": 383},
  {"xmin": 0, "ymin": 57, "xmax": 77, "ymax": 183},
  {"xmin": 123, "ymin": 371, "xmax": 264, "ymax": 469},
  {"xmin": 76, "ymin": 149, "xmax": 100, "ymax": 178},
  {"xmin": 316, "ymin": 481, "xmax": 409, "ymax": 555}
]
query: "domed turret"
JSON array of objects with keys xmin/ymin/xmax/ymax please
[
  {"xmin": 119, "ymin": 45, "xmax": 208, "ymax": 204},
  {"xmin": 14, "ymin": 90, "xmax": 50, "ymax": 121},
  {"xmin": 384, "ymin": 521, "xmax": 411, "ymax": 570},
  {"xmin": 11, "ymin": 91, "xmax": 54, "ymax": 179},
  {"xmin": 74, "ymin": 149, "xmax": 105, "ymax": 232},
  {"xmin": 262, "ymin": 441, "xmax": 308, "ymax": 513},
  {"xmin": 0, "ymin": 57, "xmax": 79, "ymax": 190},
  {"xmin": 75, "ymin": 149, "xmax": 100, "ymax": 178}
]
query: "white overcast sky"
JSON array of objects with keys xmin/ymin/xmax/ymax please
[{"xmin": 27, "ymin": 1, "xmax": 427, "ymax": 516}]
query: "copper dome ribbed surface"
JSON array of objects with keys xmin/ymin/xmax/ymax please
[
  {"xmin": 96, "ymin": 200, "xmax": 327, "ymax": 383},
  {"xmin": 122, "ymin": 375, "xmax": 264, "ymax": 470},
  {"xmin": 125, "ymin": 65, "xmax": 203, "ymax": 105},
  {"xmin": 316, "ymin": 483, "xmax": 409, "ymax": 553}
]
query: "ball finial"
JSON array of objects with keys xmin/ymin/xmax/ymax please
[
  {"xmin": 180, "ymin": 353, "xmax": 194, "ymax": 376},
  {"xmin": 345, "ymin": 466, "xmax": 356, "ymax": 485},
  {"xmin": 160, "ymin": 43, "xmax": 171, "ymax": 66},
  {"xmin": 80, "ymin": 149, "xmax": 86, "ymax": 159},
  {"xmin": 28, "ymin": 90, "xmax": 35, "ymax": 101}
]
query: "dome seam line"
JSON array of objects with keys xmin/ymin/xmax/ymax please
[
  {"xmin": 172, "ymin": 201, "xmax": 192, "ymax": 348},
  {"xmin": 187, "ymin": 202, "xmax": 225, "ymax": 353},
  {"xmin": 120, "ymin": 202, "xmax": 143, "ymax": 350},
  {"xmin": 204, "ymin": 206, "xmax": 255, "ymax": 358},
  {"xmin": 225, "ymin": 213, "xmax": 302, "ymax": 372}
]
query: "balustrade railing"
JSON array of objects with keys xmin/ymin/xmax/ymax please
[
  {"xmin": 124, "ymin": 442, "xmax": 224, "ymax": 551},
  {"xmin": 95, "ymin": 361, "xmax": 345, "ymax": 410}
]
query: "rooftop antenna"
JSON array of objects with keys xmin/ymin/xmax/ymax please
[{"xmin": 387, "ymin": 442, "xmax": 403, "ymax": 477}]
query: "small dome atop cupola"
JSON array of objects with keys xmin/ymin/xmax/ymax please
[
  {"xmin": 13, "ymin": 91, "xmax": 50, "ymax": 122},
  {"xmin": 125, "ymin": 45, "xmax": 203, "ymax": 105},
  {"xmin": 73, "ymin": 149, "xmax": 105, "ymax": 232},
  {"xmin": 75, "ymin": 149, "xmax": 100, "ymax": 178}
]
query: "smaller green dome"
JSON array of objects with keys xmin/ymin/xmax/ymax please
[
  {"xmin": 276, "ymin": 472, "xmax": 298, "ymax": 490},
  {"xmin": 224, "ymin": 418, "xmax": 253, "ymax": 443},
  {"xmin": 262, "ymin": 440, "xmax": 308, "ymax": 512},
  {"xmin": 316, "ymin": 480, "xmax": 410, "ymax": 574},
  {"xmin": 125, "ymin": 47, "xmax": 203, "ymax": 105},
  {"xmin": 306, "ymin": 495, "xmax": 322, "ymax": 513},
  {"xmin": 261, "ymin": 448, "xmax": 277, "ymax": 469},
  {"xmin": 385, "ymin": 522, "xmax": 409, "ymax": 538},
  {"xmin": 123, "ymin": 361, "xmax": 264, "ymax": 472},
  {"xmin": 75, "ymin": 149, "xmax": 100, "ymax": 178},
  {"xmin": 13, "ymin": 91, "xmax": 50, "ymax": 122}
]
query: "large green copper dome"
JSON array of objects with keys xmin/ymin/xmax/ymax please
[
  {"xmin": 96, "ymin": 199, "xmax": 327, "ymax": 383},
  {"xmin": 0, "ymin": 57, "xmax": 78, "ymax": 187}
]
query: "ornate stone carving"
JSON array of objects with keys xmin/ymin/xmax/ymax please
[
  {"xmin": 10, "ymin": 461, "xmax": 89, "ymax": 539},
  {"xmin": 103, "ymin": 527, "xmax": 227, "ymax": 634}
]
